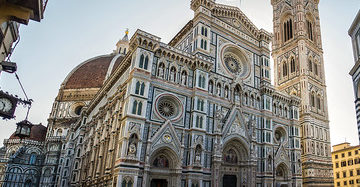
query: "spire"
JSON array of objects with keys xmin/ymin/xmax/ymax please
[
  {"xmin": 121, "ymin": 29, "xmax": 129, "ymax": 42},
  {"xmin": 116, "ymin": 29, "xmax": 130, "ymax": 55}
]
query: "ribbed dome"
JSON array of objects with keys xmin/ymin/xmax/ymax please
[
  {"xmin": 9, "ymin": 124, "xmax": 47, "ymax": 142},
  {"xmin": 63, "ymin": 55, "xmax": 125, "ymax": 89}
]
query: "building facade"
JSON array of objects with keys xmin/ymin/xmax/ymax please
[
  {"xmin": 0, "ymin": 0, "xmax": 333, "ymax": 187},
  {"xmin": 270, "ymin": 0, "xmax": 333, "ymax": 185},
  {"xmin": 349, "ymin": 10, "xmax": 360, "ymax": 144},
  {"xmin": 332, "ymin": 142, "xmax": 360, "ymax": 187},
  {"xmin": 0, "ymin": 123, "xmax": 47, "ymax": 187}
]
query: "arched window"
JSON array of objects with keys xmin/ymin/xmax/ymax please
[
  {"xmin": 170, "ymin": 66, "xmax": 176, "ymax": 82},
  {"xmin": 137, "ymin": 102, "xmax": 142, "ymax": 115},
  {"xmin": 157, "ymin": 63, "xmax": 165, "ymax": 78},
  {"xmin": 29, "ymin": 154, "xmax": 37, "ymax": 165},
  {"xmin": 308, "ymin": 60, "xmax": 313, "ymax": 72},
  {"xmin": 140, "ymin": 83, "xmax": 145, "ymax": 96},
  {"xmin": 205, "ymin": 28, "xmax": 208, "ymax": 37},
  {"xmin": 201, "ymin": 27, "xmax": 205, "ymax": 36},
  {"xmin": 283, "ymin": 62, "xmax": 288, "ymax": 77},
  {"xmin": 135, "ymin": 81, "xmax": 140, "ymax": 95},
  {"xmin": 204, "ymin": 40, "xmax": 207, "ymax": 50},
  {"xmin": 244, "ymin": 93, "xmax": 248, "ymax": 105},
  {"xmin": 283, "ymin": 18, "xmax": 293, "ymax": 42},
  {"xmin": 250, "ymin": 95, "xmax": 254, "ymax": 107},
  {"xmin": 198, "ymin": 74, "xmax": 205, "ymax": 88},
  {"xmin": 314, "ymin": 63, "xmax": 318, "ymax": 76},
  {"xmin": 139, "ymin": 54, "xmax": 144, "ymax": 68},
  {"xmin": 310, "ymin": 93, "xmax": 315, "ymax": 107},
  {"xmin": 181, "ymin": 71, "xmax": 187, "ymax": 86},
  {"xmin": 307, "ymin": 20, "xmax": 314, "ymax": 41},
  {"xmin": 290, "ymin": 58, "xmax": 296, "ymax": 73},
  {"xmin": 195, "ymin": 116, "xmax": 203, "ymax": 128},
  {"xmin": 132, "ymin": 101, "xmax": 138, "ymax": 114},
  {"xmin": 200, "ymin": 39, "xmax": 204, "ymax": 49},
  {"xmin": 316, "ymin": 96, "xmax": 321, "ymax": 110},
  {"xmin": 144, "ymin": 56, "xmax": 149, "ymax": 70}
]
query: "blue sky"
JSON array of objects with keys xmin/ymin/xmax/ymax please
[{"xmin": 0, "ymin": 0, "xmax": 359, "ymax": 147}]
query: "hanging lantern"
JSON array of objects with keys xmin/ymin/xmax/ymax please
[{"xmin": 15, "ymin": 120, "xmax": 32, "ymax": 138}]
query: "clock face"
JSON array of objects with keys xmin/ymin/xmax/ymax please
[
  {"xmin": 224, "ymin": 54, "xmax": 241, "ymax": 74},
  {"xmin": 0, "ymin": 98, "xmax": 13, "ymax": 112}
]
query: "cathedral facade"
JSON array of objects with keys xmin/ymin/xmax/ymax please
[{"xmin": 0, "ymin": 0, "xmax": 332, "ymax": 186}]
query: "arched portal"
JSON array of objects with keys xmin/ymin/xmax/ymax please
[
  {"xmin": 220, "ymin": 138, "xmax": 252, "ymax": 187},
  {"xmin": 148, "ymin": 147, "xmax": 181, "ymax": 187},
  {"xmin": 275, "ymin": 163, "xmax": 290, "ymax": 187}
]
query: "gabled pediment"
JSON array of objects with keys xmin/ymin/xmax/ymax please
[
  {"xmin": 212, "ymin": 4, "xmax": 269, "ymax": 40},
  {"xmin": 274, "ymin": 144, "xmax": 291, "ymax": 168},
  {"xmin": 222, "ymin": 107, "xmax": 250, "ymax": 141},
  {"xmin": 150, "ymin": 120, "xmax": 182, "ymax": 157}
]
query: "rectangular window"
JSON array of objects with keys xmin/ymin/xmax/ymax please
[
  {"xmin": 350, "ymin": 170, "xmax": 354, "ymax": 176},
  {"xmin": 349, "ymin": 152, "xmax": 352, "ymax": 156},
  {"xmin": 265, "ymin": 119, "xmax": 271, "ymax": 129},
  {"xmin": 341, "ymin": 161, "xmax": 347, "ymax": 167},
  {"xmin": 335, "ymin": 154, "xmax": 338, "ymax": 159},
  {"xmin": 342, "ymin": 153, "xmax": 345, "ymax": 158},
  {"xmin": 343, "ymin": 171, "xmax": 347, "ymax": 178},
  {"xmin": 335, "ymin": 162, "xmax": 339, "ymax": 168},
  {"xmin": 336, "ymin": 172, "xmax": 340, "ymax": 178}
]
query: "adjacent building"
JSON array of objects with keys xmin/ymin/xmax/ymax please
[
  {"xmin": 332, "ymin": 142, "xmax": 360, "ymax": 187},
  {"xmin": 349, "ymin": 10, "xmax": 360, "ymax": 144},
  {"xmin": 0, "ymin": 123, "xmax": 47, "ymax": 186}
]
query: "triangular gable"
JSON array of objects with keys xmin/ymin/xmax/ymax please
[
  {"xmin": 274, "ymin": 144, "xmax": 291, "ymax": 168},
  {"xmin": 222, "ymin": 107, "xmax": 250, "ymax": 141},
  {"xmin": 150, "ymin": 120, "xmax": 182, "ymax": 157},
  {"xmin": 212, "ymin": 4, "xmax": 261, "ymax": 39}
]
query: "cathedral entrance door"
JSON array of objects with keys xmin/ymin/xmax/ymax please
[
  {"xmin": 223, "ymin": 175, "xmax": 237, "ymax": 187},
  {"xmin": 150, "ymin": 179, "xmax": 168, "ymax": 187}
]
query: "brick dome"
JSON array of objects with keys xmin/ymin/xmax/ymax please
[
  {"xmin": 63, "ymin": 54, "xmax": 125, "ymax": 89},
  {"xmin": 9, "ymin": 124, "xmax": 47, "ymax": 142}
]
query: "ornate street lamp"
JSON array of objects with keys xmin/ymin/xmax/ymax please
[{"xmin": 15, "ymin": 120, "xmax": 32, "ymax": 138}]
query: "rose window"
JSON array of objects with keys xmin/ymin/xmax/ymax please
[
  {"xmin": 155, "ymin": 94, "xmax": 183, "ymax": 120},
  {"xmin": 221, "ymin": 44, "xmax": 250, "ymax": 78},
  {"xmin": 158, "ymin": 101, "xmax": 175, "ymax": 117}
]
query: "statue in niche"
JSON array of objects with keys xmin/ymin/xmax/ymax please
[
  {"xmin": 194, "ymin": 145, "xmax": 202, "ymax": 165},
  {"xmin": 127, "ymin": 134, "xmax": 138, "ymax": 156},
  {"xmin": 181, "ymin": 71, "xmax": 187, "ymax": 86},
  {"xmin": 170, "ymin": 67, "xmax": 176, "ymax": 82},
  {"xmin": 157, "ymin": 63, "xmax": 165, "ymax": 78}
]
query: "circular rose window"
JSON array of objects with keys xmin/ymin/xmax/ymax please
[
  {"xmin": 221, "ymin": 44, "xmax": 250, "ymax": 78},
  {"xmin": 155, "ymin": 94, "xmax": 183, "ymax": 121}
]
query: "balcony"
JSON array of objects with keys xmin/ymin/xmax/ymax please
[{"xmin": 0, "ymin": 0, "xmax": 47, "ymax": 24}]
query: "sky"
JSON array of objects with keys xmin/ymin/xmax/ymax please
[{"xmin": 0, "ymin": 0, "xmax": 359, "ymax": 148}]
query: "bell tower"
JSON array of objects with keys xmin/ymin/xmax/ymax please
[{"xmin": 270, "ymin": 0, "xmax": 333, "ymax": 185}]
